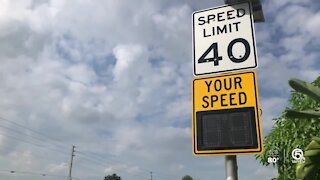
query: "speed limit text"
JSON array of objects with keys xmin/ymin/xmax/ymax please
[{"xmin": 197, "ymin": 8, "xmax": 246, "ymax": 37}]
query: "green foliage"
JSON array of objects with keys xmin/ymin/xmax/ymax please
[
  {"xmin": 255, "ymin": 77, "xmax": 320, "ymax": 180},
  {"xmin": 288, "ymin": 78, "xmax": 320, "ymax": 102},
  {"xmin": 296, "ymin": 137, "xmax": 320, "ymax": 180},
  {"xmin": 182, "ymin": 175, "xmax": 193, "ymax": 180},
  {"xmin": 286, "ymin": 109, "xmax": 320, "ymax": 119},
  {"xmin": 104, "ymin": 173, "xmax": 121, "ymax": 180},
  {"xmin": 287, "ymin": 78, "xmax": 320, "ymax": 180}
]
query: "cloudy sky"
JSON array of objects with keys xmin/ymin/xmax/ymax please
[{"xmin": 0, "ymin": 0, "xmax": 319, "ymax": 180}]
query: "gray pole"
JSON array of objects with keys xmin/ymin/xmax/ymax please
[
  {"xmin": 222, "ymin": 1, "xmax": 264, "ymax": 179},
  {"xmin": 68, "ymin": 145, "xmax": 76, "ymax": 180},
  {"xmin": 225, "ymin": 155, "xmax": 238, "ymax": 180}
]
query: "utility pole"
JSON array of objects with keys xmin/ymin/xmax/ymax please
[
  {"xmin": 68, "ymin": 145, "xmax": 76, "ymax": 180},
  {"xmin": 150, "ymin": 171, "xmax": 153, "ymax": 180}
]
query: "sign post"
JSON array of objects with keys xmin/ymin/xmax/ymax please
[{"xmin": 225, "ymin": 155, "xmax": 238, "ymax": 180}]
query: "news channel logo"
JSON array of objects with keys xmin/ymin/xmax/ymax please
[
  {"xmin": 267, "ymin": 149, "xmax": 279, "ymax": 164},
  {"xmin": 291, "ymin": 148, "xmax": 305, "ymax": 163}
]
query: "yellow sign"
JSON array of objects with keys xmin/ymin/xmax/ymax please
[{"xmin": 192, "ymin": 71, "xmax": 263, "ymax": 155}]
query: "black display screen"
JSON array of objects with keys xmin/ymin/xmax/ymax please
[{"xmin": 196, "ymin": 107, "xmax": 258, "ymax": 150}]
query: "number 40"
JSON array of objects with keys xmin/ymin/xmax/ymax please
[{"xmin": 198, "ymin": 38, "xmax": 250, "ymax": 66}]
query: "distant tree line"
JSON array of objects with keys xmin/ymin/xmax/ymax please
[
  {"xmin": 104, "ymin": 173, "xmax": 121, "ymax": 180},
  {"xmin": 104, "ymin": 173, "xmax": 194, "ymax": 180},
  {"xmin": 182, "ymin": 175, "xmax": 193, "ymax": 180}
]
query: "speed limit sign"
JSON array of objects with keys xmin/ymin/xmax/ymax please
[{"xmin": 192, "ymin": 2, "xmax": 258, "ymax": 76}]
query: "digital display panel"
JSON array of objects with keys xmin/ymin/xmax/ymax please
[{"xmin": 196, "ymin": 107, "xmax": 258, "ymax": 150}]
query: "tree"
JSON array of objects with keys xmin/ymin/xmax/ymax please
[
  {"xmin": 182, "ymin": 175, "xmax": 193, "ymax": 180},
  {"xmin": 285, "ymin": 78, "xmax": 320, "ymax": 180},
  {"xmin": 104, "ymin": 173, "xmax": 121, "ymax": 180},
  {"xmin": 256, "ymin": 77, "xmax": 320, "ymax": 179}
]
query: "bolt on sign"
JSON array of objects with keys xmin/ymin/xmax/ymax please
[
  {"xmin": 192, "ymin": 71, "xmax": 263, "ymax": 155},
  {"xmin": 192, "ymin": 2, "xmax": 258, "ymax": 76}
]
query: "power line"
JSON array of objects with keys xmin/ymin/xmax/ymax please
[
  {"xmin": 0, "ymin": 169, "xmax": 68, "ymax": 178},
  {"xmin": 0, "ymin": 116, "xmax": 184, "ymax": 180},
  {"xmin": 0, "ymin": 116, "xmax": 71, "ymax": 149},
  {"xmin": 76, "ymin": 151, "xmax": 125, "ymax": 166},
  {"xmin": 0, "ymin": 124, "xmax": 70, "ymax": 156},
  {"xmin": 0, "ymin": 131, "xmax": 47, "ymax": 148},
  {"xmin": 77, "ymin": 151, "xmax": 178, "ymax": 179},
  {"xmin": 0, "ymin": 169, "xmax": 87, "ymax": 180},
  {"xmin": 75, "ymin": 153, "xmax": 150, "ymax": 179},
  {"xmin": 0, "ymin": 123, "xmax": 49, "ymax": 143},
  {"xmin": 0, "ymin": 118, "xmax": 151, "ymax": 179},
  {"xmin": 76, "ymin": 151, "xmax": 177, "ymax": 180},
  {"xmin": 0, "ymin": 131, "xmax": 69, "ymax": 156},
  {"xmin": 0, "ymin": 115, "xmax": 74, "ymax": 155},
  {"xmin": 0, "ymin": 116, "xmax": 88, "ymax": 179}
]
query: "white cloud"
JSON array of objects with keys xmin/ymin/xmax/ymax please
[
  {"xmin": 9, "ymin": 150, "xmax": 34, "ymax": 169},
  {"xmin": 306, "ymin": 12, "xmax": 320, "ymax": 38},
  {"xmin": 254, "ymin": 166, "xmax": 277, "ymax": 179},
  {"xmin": 257, "ymin": 0, "xmax": 319, "ymax": 94},
  {"xmin": 0, "ymin": 134, "xmax": 4, "ymax": 148},
  {"xmin": 260, "ymin": 97, "xmax": 288, "ymax": 131},
  {"xmin": 46, "ymin": 162, "xmax": 68, "ymax": 173},
  {"xmin": 275, "ymin": 5, "xmax": 312, "ymax": 35},
  {"xmin": 112, "ymin": 44, "xmax": 150, "ymax": 82},
  {"xmin": 0, "ymin": 0, "xmax": 318, "ymax": 180},
  {"xmin": 66, "ymin": 63, "xmax": 97, "ymax": 84},
  {"xmin": 104, "ymin": 164, "xmax": 141, "ymax": 175}
]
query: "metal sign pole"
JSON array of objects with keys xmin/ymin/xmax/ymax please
[{"xmin": 225, "ymin": 155, "xmax": 238, "ymax": 180}]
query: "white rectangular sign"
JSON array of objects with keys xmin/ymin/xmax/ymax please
[{"xmin": 192, "ymin": 2, "xmax": 258, "ymax": 76}]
